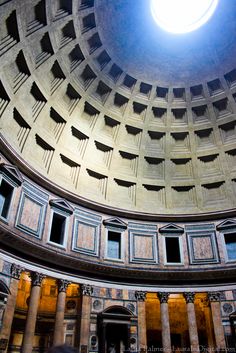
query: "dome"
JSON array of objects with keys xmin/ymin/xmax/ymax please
[{"xmin": 1, "ymin": 0, "xmax": 236, "ymax": 216}]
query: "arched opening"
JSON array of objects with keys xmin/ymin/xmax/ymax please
[{"xmin": 98, "ymin": 306, "xmax": 135, "ymax": 353}]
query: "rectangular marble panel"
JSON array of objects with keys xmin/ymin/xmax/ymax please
[
  {"xmin": 130, "ymin": 232, "xmax": 157, "ymax": 264},
  {"xmin": 18, "ymin": 195, "xmax": 42, "ymax": 232},
  {"xmin": 129, "ymin": 222, "xmax": 158, "ymax": 264},
  {"xmin": 76, "ymin": 222, "xmax": 96, "ymax": 251},
  {"xmin": 134, "ymin": 234, "xmax": 154, "ymax": 259},
  {"xmin": 192, "ymin": 235, "xmax": 213, "ymax": 260},
  {"xmin": 187, "ymin": 231, "xmax": 219, "ymax": 264},
  {"xmin": 15, "ymin": 191, "xmax": 47, "ymax": 238},
  {"xmin": 72, "ymin": 219, "xmax": 99, "ymax": 256}
]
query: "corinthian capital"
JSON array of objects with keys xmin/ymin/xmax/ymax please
[
  {"xmin": 11, "ymin": 264, "xmax": 24, "ymax": 279},
  {"xmin": 31, "ymin": 272, "xmax": 45, "ymax": 287},
  {"xmin": 158, "ymin": 292, "xmax": 170, "ymax": 303},
  {"xmin": 135, "ymin": 291, "xmax": 146, "ymax": 301},
  {"xmin": 57, "ymin": 279, "xmax": 70, "ymax": 293},
  {"xmin": 184, "ymin": 292, "xmax": 195, "ymax": 304},
  {"xmin": 81, "ymin": 284, "xmax": 93, "ymax": 296},
  {"xmin": 208, "ymin": 292, "xmax": 221, "ymax": 302}
]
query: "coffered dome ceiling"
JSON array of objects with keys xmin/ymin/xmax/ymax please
[{"xmin": 1, "ymin": 0, "xmax": 236, "ymax": 215}]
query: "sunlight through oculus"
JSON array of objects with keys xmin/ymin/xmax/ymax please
[{"xmin": 151, "ymin": 0, "xmax": 218, "ymax": 34}]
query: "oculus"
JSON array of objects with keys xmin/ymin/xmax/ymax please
[{"xmin": 150, "ymin": 0, "xmax": 218, "ymax": 34}]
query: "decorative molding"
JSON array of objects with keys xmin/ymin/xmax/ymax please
[
  {"xmin": 30, "ymin": 272, "xmax": 45, "ymax": 287},
  {"xmin": 185, "ymin": 223, "xmax": 215, "ymax": 232},
  {"xmin": 158, "ymin": 292, "xmax": 170, "ymax": 303},
  {"xmin": 222, "ymin": 302, "xmax": 234, "ymax": 314},
  {"xmin": 159, "ymin": 224, "xmax": 184, "ymax": 234},
  {"xmin": 92, "ymin": 298, "xmax": 103, "ymax": 311},
  {"xmin": 11, "ymin": 264, "xmax": 24, "ymax": 279},
  {"xmin": 57, "ymin": 279, "xmax": 70, "ymax": 292},
  {"xmin": 135, "ymin": 291, "xmax": 146, "ymax": 301},
  {"xmin": 0, "ymin": 163, "xmax": 23, "ymax": 186},
  {"xmin": 216, "ymin": 219, "xmax": 236, "ymax": 231},
  {"xmin": 49, "ymin": 198, "xmax": 74, "ymax": 215},
  {"xmin": 184, "ymin": 292, "xmax": 195, "ymax": 303},
  {"xmin": 103, "ymin": 217, "xmax": 127, "ymax": 230},
  {"xmin": 81, "ymin": 284, "xmax": 93, "ymax": 296}
]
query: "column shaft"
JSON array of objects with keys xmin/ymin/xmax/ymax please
[
  {"xmin": 80, "ymin": 295, "xmax": 91, "ymax": 346},
  {"xmin": 21, "ymin": 273, "xmax": 44, "ymax": 353},
  {"xmin": 161, "ymin": 303, "xmax": 171, "ymax": 353},
  {"xmin": 0, "ymin": 264, "xmax": 23, "ymax": 353},
  {"xmin": 208, "ymin": 292, "xmax": 226, "ymax": 351},
  {"xmin": 53, "ymin": 291, "xmax": 66, "ymax": 346},
  {"xmin": 204, "ymin": 305, "xmax": 215, "ymax": 350},
  {"xmin": 158, "ymin": 293, "xmax": 171, "ymax": 353},
  {"xmin": 22, "ymin": 285, "xmax": 41, "ymax": 353},
  {"xmin": 80, "ymin": 285, "xmax": 93, "ymax": 351},
  {"xmin": 184, "ymin": 293, "xmax": 199, "ymax": 353},
  {"xmin": 135, "ymin": 291, "xmax": 147, "ymax": 352},
  {"xmin": 187, "ymin": 303, "xmax": 199, "ymax": 353},
  {"xmin": 210, "ymin": 302, "xmax": 226, "ymax": 350},
  {"xmin": 137, "ymin": 301, "xmax": 147, "ymax": 350},
  {"xmin": 53, "ymin": 279, "xmax": 70, "ymax": 346}
]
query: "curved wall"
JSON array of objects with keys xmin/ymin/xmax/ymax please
[{"xmin": 1, "ymin": 152, "xmax": 236, "ymax": 289}]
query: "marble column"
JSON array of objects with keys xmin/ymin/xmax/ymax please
[
  {"xmin": 21, "ymin": 272, "xmax": 45, "ymax": 353},
  {"xmin": 0, "ymin": 264, "xmax": 24, "ymax": 353},
  {"xmin": 135, "ymin": 291, "xmax": 147, "ymax": 352},
  {"xmin": 53, "ymin": 279, "xmax": 70, "ymax": 346},
  {"xmin": 183, "ymin": 292, "xmax": 199, "ymax": 353},
  {"xmin": 158, "ymin": 293, "xmax": 171, "ymax": 353},
  {"xmin": 208, "ymin": 292, "xmax": 226, "ymax": 351},
  {"xmin": 79, "ymin": 284, "xmax": 93, "ymax": 353},
  {"xmin": 202, "ymin": 298, "xmax": 215, "ymax": 351}
]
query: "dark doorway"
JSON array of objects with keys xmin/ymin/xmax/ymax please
[
  {"xmin": 106, "ymin": 323, "xmax": 128, "ymax": 353},
  {"xmin": 98, "ymin": 306, "xmax": 135, "ymax": 353},
  {"xmin": 171, "ymin": 333, "xmax": 182, "ymax": 353},
  {"xmin": 147, "ymin": 329, "xmax": 162, "ymax": 351}
]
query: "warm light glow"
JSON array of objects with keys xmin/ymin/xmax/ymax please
[{"xmin": 151, "ymin": 0, "xmax": 218, "ymax": 34}]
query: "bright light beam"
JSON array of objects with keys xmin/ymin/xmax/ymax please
[{"xmin": 150, "ymin": 0, "xmax": 218, "ymax": 34}]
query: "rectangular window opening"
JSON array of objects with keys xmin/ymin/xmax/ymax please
[
  {"xmin": 0, "ymin": 180, "xmax": 14, "ymax": 219},
  {"xmin": 165, "ymin": 237, "xmax": 181, "ymax": 263},
  {"xmin": 49, "ymin": 212, "xmax": 66, "ymax": 245},
  {"xmin": 224, "ymin": 233, "xmax": 236, "ymax": 261},
  {"xmin": 107, "ymin": 231, "xmax": 121, "ymax": 259}
]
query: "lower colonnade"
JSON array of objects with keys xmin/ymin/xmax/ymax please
[{"xmin": 0, "ymin": 264, "xmax": 232, "ymax": 353}]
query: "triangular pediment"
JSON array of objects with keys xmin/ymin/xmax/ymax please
[
  {"xmin": 216, "ymin": 219, "xmax": 236, "ymax": 231},
  {"xmin": 159, "ymin": 223, "xmax": 184, "ymax": 234},
  {"xmin": 0, "ymin": 163, "xmax": 23, "ymax": 186},
  {"xmin": 49, "ymin": 198, "xmax": 74, "ymax": 214},
  {"xmin": 103, "ymin": 217, "xmax": 127, "ymax": 230}
]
